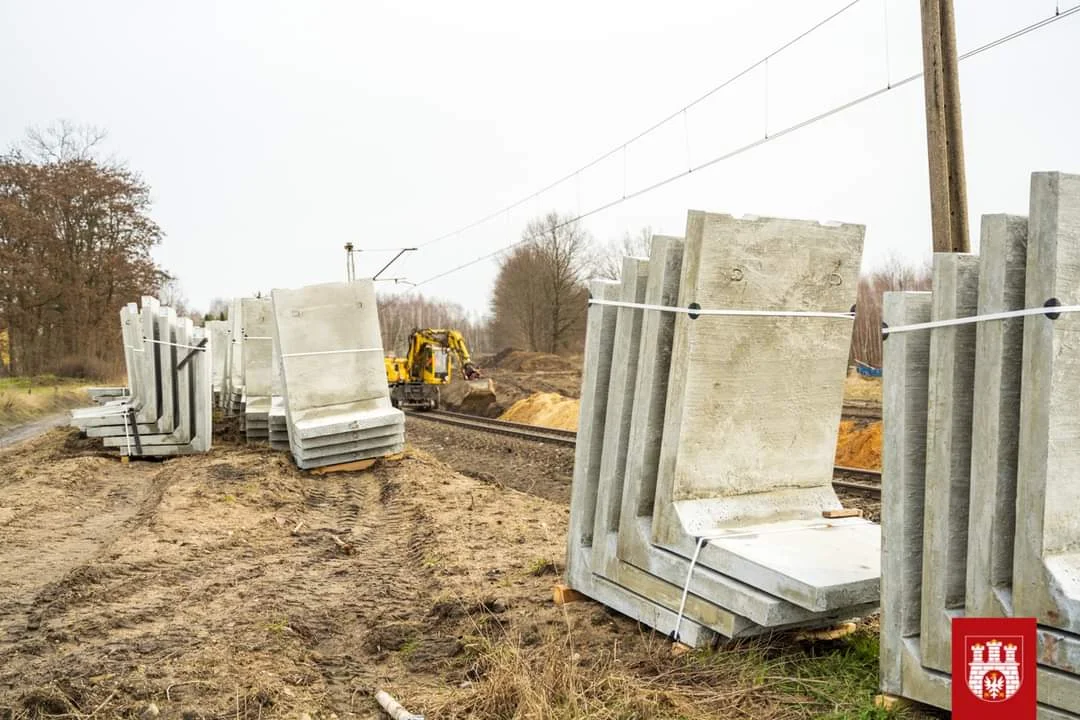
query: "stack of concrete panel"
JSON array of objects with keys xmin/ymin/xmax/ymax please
[
  {"xmin": 70, "ymin": 296, "xmax": 212, "ymax": 457},
  {"xmin": 205, "ymin": 320, "xmax": 229, "ymax": 406},
  {"xmin": 880, "ymin": 172, "xmax": 1080, "ymax": 718},
  {"xmin": 566, "ymin": 212, "xmax": 878, "ymax": 644},
  {"xmin": 271, "ymin": 280, "xmax": 404, "ymax": 470},
  {"xmin": 241, "ymin": 297, "xmax": 274, "ymax": 443}
]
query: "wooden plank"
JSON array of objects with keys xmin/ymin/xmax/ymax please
[
  {"xmin": 552, "ymin": 583, "xmax": 587, "ymax": 605},
  {"xmin": 822, "ymin": 508, "xmax": 862, "ymax": 519},
  {"xmin": 309, "ymin": 458, "xmax": 376, "ymax": 475}
]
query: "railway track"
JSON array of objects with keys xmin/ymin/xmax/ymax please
[
  {"xmin": 407, "ymin": 409, "xmax": 882, "ymax": 498},
  {"xmin": 405, "ymin": 409, "xmax": 578, "ymax": 446},
  {"xmin": 841, "ymin": 403, "xmax": 882, "ymax": 420}
]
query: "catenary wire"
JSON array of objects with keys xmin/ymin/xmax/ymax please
[
  {"xmin": 408, "ymin": 5, "xmax": 1080, "ymax": 291},
  {"xmin": 414, "ymin": 0, "xmax": 866, "ymax": 250}
]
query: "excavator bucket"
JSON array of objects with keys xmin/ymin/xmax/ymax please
[
  {"xmin": 464, "ymin": 377, "xmax": 496, "ymax": 401},
  {"xmin": 457, "ymin": 377, "xmax": 497, "ymax": 415}
]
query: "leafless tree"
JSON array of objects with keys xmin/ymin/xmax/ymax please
[
  {"xmin": 0, "ymin": 122, "xmax": 165, "ymax": 377},
  {"xmin": 591, "ymin": 225, "xmax": 653, "ymax": 280},
  {"xmin": 850, "ymin": 256, "xmax": 932, "ymax": 368},
  {"xmin": 490, "ymin": 211, "xmax": 591, "ymax": 354},
  {"xmin": 24, "ymin": 120, "xmax": 108, "ymax": 165},
  {"xmin": 159, "ymin": 277, "xmax": 190, "ymax": 317},
  {"xmin": 376, "ymin": 293, "xmax": 493, "ymax": 356}
]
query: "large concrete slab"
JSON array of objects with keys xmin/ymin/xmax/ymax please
[
  {"xmin": 272, "ymin": 281, "xmax": 403, "ymax": 466},
  {"xmin": 650, "ymin": 212, "xmax": 875, "ymax": 611},
  {"xmin": 880, "ymin": 293, "xmax": 936, "ymax": 694},
  {"xmin": 965, "ymin": 215, "xmax": 1028, "ymax": 619},
  {"xmin": 880, "ymin": 291, "xmax": 932, "ymax": 695},
  {"xmin": 1014, "ymin": 172, "xmax": 1080, "ymax": 635},
  {"xmin": 919, "ymin": 253, "xmax": 980, "ymax": 673},
  {"xmin": 225, "ymin": 298, "xmax": 245, "ymax": 411},
  {"xmin": 591, "ymin": 256, "xmax": 649, "ymax": 563},
  {"xmin": 566, "ymin": 278, "xmax": 621, "ymax": 569},
  {"xmin": 205, "ymin": 320, "xmax": 229, "ymax": 396}
]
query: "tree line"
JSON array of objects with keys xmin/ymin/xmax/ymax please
[{"xmin": 0, "ymin": 123, "xmax": 166, "ymax": 378}]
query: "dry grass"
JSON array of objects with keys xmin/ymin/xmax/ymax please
[
  {"xmin": 0, "ymin": 376, "xmax": 92, "ymax": 431},
  {"xmin": 438, "ymin": 616, "xmax": 916, "ymax": 720}
]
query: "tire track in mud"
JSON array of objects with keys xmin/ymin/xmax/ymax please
[
  {"xmin": 291, "ymin": 467, "xmax": 452, "ymax": 704},
  {"xmin": 21, "ymin": 462, "xmax": 180, "ymax": 634}
]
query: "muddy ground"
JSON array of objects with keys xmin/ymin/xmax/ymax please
[
  {"xmin": 0, "ymin": 416, "xmax": 893, "ymax": 720},
  {"xmin": 0, "ymin": 427, "xmax": 575, "ymax": 719}
]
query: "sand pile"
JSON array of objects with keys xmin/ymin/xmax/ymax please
[
  {"xmin": 499, "ymin": 392, "xmax": 580, "ymax": 431},
  {"xmin": 834, "ymin": 420, "xmax": 882, "ymax": 470}
]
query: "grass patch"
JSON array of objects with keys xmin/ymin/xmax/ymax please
[
  {"xmin": 0, "ymin": 376, "xmax": 94, "ymax": 431},
  {"xmin": 441, "ymin": 624, "xmax": 915, "ymax": 720}
]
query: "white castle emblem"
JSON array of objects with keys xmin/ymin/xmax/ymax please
[{"xmin": 966, "ymin": 638, "xmax": 1022, "ymax": 701}]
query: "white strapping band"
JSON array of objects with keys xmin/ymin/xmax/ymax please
[
  {"xmin": 588, "ymin": 298, "xmax": 855, "ymax": 320},
  {"xmin": 281, "ymin": 347, "xmax": 382, "ymax": 358},
  {"xmin": 142, "ymin": 337, "xmax": 207, "ymax": 351},
  {"xmin": 882, "ymin": 303, "xmax": 1080, "ymax": 335}
]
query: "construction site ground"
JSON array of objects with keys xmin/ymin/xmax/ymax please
[{"xmin": 0, "ymin": 415, "xmax": 925, "ymax": 719}]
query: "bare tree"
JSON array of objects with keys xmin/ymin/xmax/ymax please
[
  {"xmin": 491, "ymin": 211, "xmax": 591, "ymax": 354},
  {"xmin": 0, "ymin": 122, "xmax": 165, "ymax": 376},
  {"xmin": 591, "ymin": 225, "xmax": 653, "ymax": 280},
  {"xmin": 24, "ymin": 120, "xmax": 108, "ymax": 165},
  {"xmin": 376, "ymin": 292, "xmax": 493, "ymax": 356},
  {"xmin": 850, "ymin": 255, "xmax": 932, "ymax": 368},
  {"xmin": 159, "ymin": 277, "xmax": 190, "ymax": 317}
]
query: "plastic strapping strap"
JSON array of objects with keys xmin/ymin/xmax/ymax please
[
  {"xmin": 177, "ymin": 337, "xmax": 208, "ymax": 371},
  {"xmin": 670, "ymin": 519, "xmax": 875, "ymax": 642},
  {"xmin": 281, "ymin": 348, "xmax": 382, "ymax": 358},
  {"xmin": 142, "ymin": 337, "xmax": 208, "ymax": 351},
  {"xmin": 588, "ymin": 298, "xmax": 855, "ymax": 320},
  {"xmin": 882, "ymin": 303, "xmax": 1080, "ymax": 335}
]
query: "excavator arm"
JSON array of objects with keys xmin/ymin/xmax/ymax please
[{"xmin": 410, "ymin": 329, "xmax": 482, "ymax": 381}]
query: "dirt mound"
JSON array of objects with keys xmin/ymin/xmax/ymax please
[
  {"xmin": 487, "ymin": 349, "xmax": 576, "ymax": 373},
  {"xmin": 834, "ymin": 419, "xmax": 882, "ymax": 470},
  {"xmin": 499, "ymin": 392, "xmax": 579, "ymax": 431}
]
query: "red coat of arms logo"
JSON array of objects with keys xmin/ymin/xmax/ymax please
[
  {"xmin": 964, "ymin": 637, "xmax": 1022, "ymax": 700},
  {"xmin": 952, "ymin": 617, "xmax": 1036, "ymax": 719}
]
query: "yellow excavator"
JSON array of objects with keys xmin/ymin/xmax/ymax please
[{"xmin": 384, "ymin": 328, "xmax": 492, "ymax": 410}]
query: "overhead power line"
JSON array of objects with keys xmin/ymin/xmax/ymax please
[
  {"xmin": 415, "ymin": 0, "xmax": 867, "ymax": 251},
  {"xmin": 408, "ymin": 5, "xmax": 1079, "ymax": 291}
]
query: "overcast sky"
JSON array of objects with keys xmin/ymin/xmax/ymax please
[{"xmin": 3, "ymin": 0, "xmax": 1079, "ymax": 315}]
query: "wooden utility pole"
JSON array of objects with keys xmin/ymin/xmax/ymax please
[{"xmin": 920, "ymin": 0, "xmax": 970, "ymax": 253}]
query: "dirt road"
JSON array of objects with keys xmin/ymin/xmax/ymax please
[
  {"xmin": 0, "ymin": 429, "xmax": 571, "ymax": 719},
  {"xmin": 0, "ymin": 412, "xmax": 70, "ymax": 450}
]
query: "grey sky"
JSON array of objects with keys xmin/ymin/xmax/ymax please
[{"xmin": 3, "ymin": 0, "xmax": 1078, "ymax": 315}]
